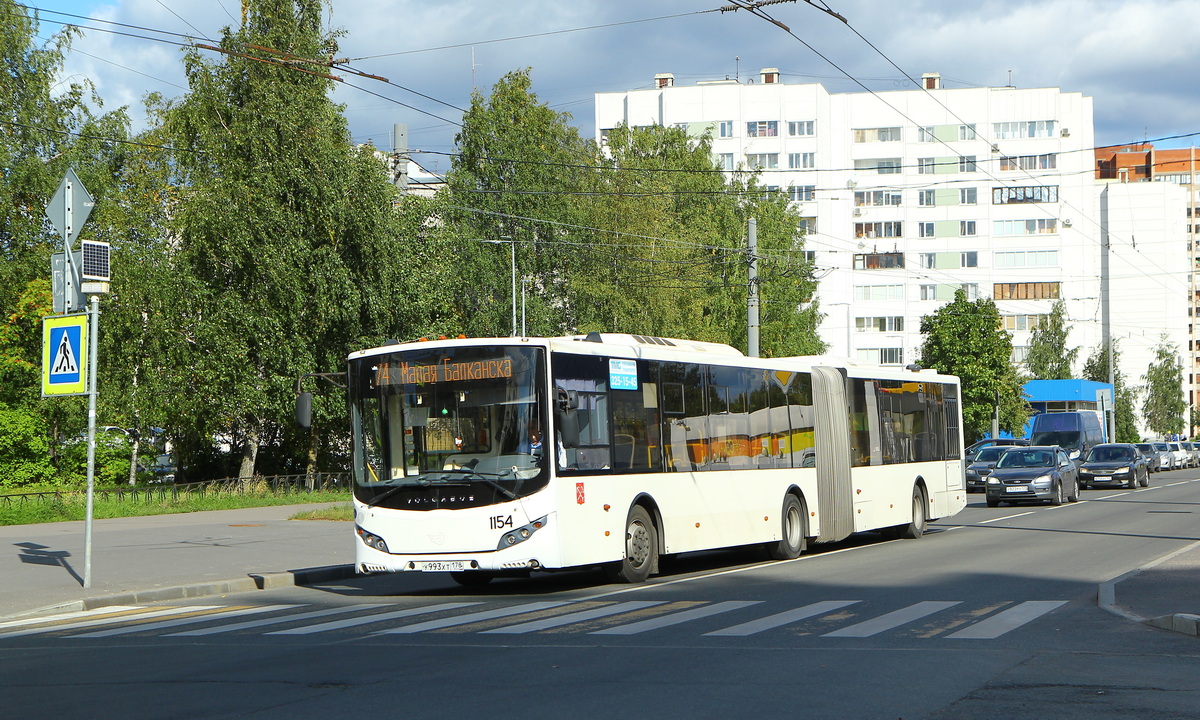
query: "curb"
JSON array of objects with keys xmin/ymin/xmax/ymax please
[
  {"xmin": 9, "ymin": 564, "xmax": 358, "ymax": 620},
  {"xmin": 1098, "ymin": 539, "xmax": 1200, "ymax": 638},
  {"xmin": 1146, "ymin": 613, "xmax": 1200, "ymax": 636}
]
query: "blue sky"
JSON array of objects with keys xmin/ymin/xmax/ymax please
[{"xmin": 27, "ymin": 0, "xmax": 1200, "ymax": 167}]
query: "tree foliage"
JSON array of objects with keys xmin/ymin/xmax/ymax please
[
  {"xmin": 1140, "ymin": 335, "xmax": 1186, "ymax": 438},
  {"xmin": 918, "ymin": 289, "xmax": 1028, "ymax": 442},
  {"xmin": 1024, "ymin": 299, "xmax": 1078, "ymax": 380}
]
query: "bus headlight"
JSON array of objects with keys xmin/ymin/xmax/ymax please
[
  {"xmin": 356, "ymin": 526, "xmax": 390, "ymax": 553},
  {"xmin": 497, "ymin": 515, "xmax": 548, "ymax": 551}
]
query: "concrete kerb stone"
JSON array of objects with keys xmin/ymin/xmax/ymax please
[
  {"xmin": 1146, "ymin": 613, "xmax": 1200, "ymax": 636},
  {"xmin": 1099, "ymin": 539, "xmax": 1200, "ymax": 638},
  {"xmin": 15, "ymin": 564, "xmax": 358, "ymax": 619}
]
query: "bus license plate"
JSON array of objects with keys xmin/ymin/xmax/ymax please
[
  {"xmin": 1004, "ymin": 486, "xmax": 1029, "ymax": 493},
  {"xmin": 415, "ymin": 561, "xmax": 467, "ymax": 572}
]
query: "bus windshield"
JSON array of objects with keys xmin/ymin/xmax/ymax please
[{"xmin": 349, "ymin": 345, "xmax": 548, "ymax": 509}]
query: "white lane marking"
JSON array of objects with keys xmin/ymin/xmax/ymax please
[
  {"xmin": 704, "ymin": 600, "xmax": 860, "ymax": 637},
  {"xmin": 946, "ymin": 600, "xmax": 1068, "ymax": 639},
  {"xmin": 590, "ymin": 601, "xmax": 762, "ymax": 636},
  {"xmin": 822, "ymin": 601, "xmax": 961, "ymax": 638},
  {"xmin": 71, "ymin": 605, "xmax": 304, "ymax": 638},
  {"xmin": 0, "ymin": 606, "xmax": 218, "ymax": 639},
  {"xmin": 0, "ymin": 606, "xmax": 144, "ymax": 631},
  {"xmin": 978, "ymin": 512, "xmax": 1035, "ymax": 524},
  {"xmin": 169, "ymin": 604, "xmax": 390, "ymax": 636},
  {"xmin": 374, "ymin": 601, "xmax": 571, "ymax": 635},
  {"xmin": 267, "ymin": 602, "xmax": 481, "ymax": 635},
  {"xmin": 481, "ymin": 601, "xmax": 667, "ymax": 634}
]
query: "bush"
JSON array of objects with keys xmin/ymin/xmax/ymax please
[{"xmin": 0, "ymin": 405, "xmax": 55, "ymax": 489}]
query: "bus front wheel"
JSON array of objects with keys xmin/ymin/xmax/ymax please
[
  {"xmin": 607, "ymin": 505, "xmax": 658, "ymax": 583},
  {"xmin": 766, "ymin": 495, "xmax": 807, "ymax": 560}
]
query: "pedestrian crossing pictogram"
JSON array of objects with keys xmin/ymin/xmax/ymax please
[{"xmin": 51, "ymin": 331, "xmax": 79, "ymax": 375}]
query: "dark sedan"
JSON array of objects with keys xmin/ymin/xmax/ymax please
[
  {"xmin": 1134, "ymin": 443, "xmax": 1162, "ymax": 472},
  {"xmin": 985, "ymin": 446, "xmax": 1080, "ymax": 507},
  {"xmin": 1079, "ymin": 443, "xmax": 1148, "ymax": 489},
  {"xmin": 965, "ymin": 446, "xmax": 1007, "ymax": 492}
]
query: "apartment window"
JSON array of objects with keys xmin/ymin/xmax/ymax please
[
  {"xmin": 858, "ymin": 348, "xmax": 904, "ymax": 365},
  {"xmin": 1000, "ymin": 154, "xmax": 1057, "ymax": 171},
  {"xmin": 856, "ymin": 316, "xmax": 905, "ymax": 332},
  {"xmin": 994, "ymin": 219, "xmax": 1058, "ymax": 236},
  {"xmin": 994, "ymin": 250, "xmax": 1058, "ymax": 267},
  {"xmin": 746, "ymin": 120, "xmax": 779, "ymax": 137},
  {"xmin": 788, "ymin": 120, "xmax": 815, "ymax": 136},
  {"xmin": 961, "ymin": 251, "xmax": 978, "ymax": 267},
  {"xmin": 993, "ymin": 120, "xmax": 1056, "ymax": 139},
  {"xmin": 788, "ymin": 185, "xmax": 816, "ymax": 202},
  {"xmin": 992, "ymin": 185, "xmax": 1059, "ymax": 204},
  {"xmin": 853, "ymin": 252, "xmax": 905, "ymax": 270},
  {"xmin": 919, "ymin": 251, "xmax": 978, "ymax": 269},
  {"xmin": 960, "ymin": 220, "xmax": 977, "ymax": 236},
  {"xmin": 921, "ymin": 283, "xmax": 978, "ymax": 301},
  {"xmin": 746, "ymin": 153, "xmax": 779, "ymax": 169},
  {"xmin": 798, "ymin": 217, "xmax": 817, "ymax": 235},
  {"xmin": 854, "ymin": 222, "xmax": 903, "ymax": 239},
  {"xmin": 788, "ymin": 152, "xmax": 815, "ymax": 169},
  {"xmin": 959, "ymin": 155, "xmax": 977, "ymax": 172},
  {"xmin": 855, "ymin": 285, "xmax": 904, "ymax": 301},
  {"xmin": 1011, "ymin": 346, "xmax": 1030, "ymax": 364},
  {"xmin": 1001, "ymin": 314, "xmax": 1048, "ymax": 332},
  {"xmin": 717, "ymin": 153, "xmax": 735, "ymax": 171},
  {"xmin": 918, "ymin": 190, "xmax": 936, "ymax": 207},
  {"xmin": 854, "ymin": 190, "xmax": 902, "ymax": 207},
  {"xmin": 718, "ymin": 121, "xmax": 735, "ymax": 138},
  {"xmin": 918, "ymin": 222, "xmax": 934, "ymax": 238},
  {"xmin": 918, "ymin": 126, "xmax": 936, "ymax": 142},
  {"xmin": 959, "ymin": 124, "xmax": 976, "ymax": 140},
  {"xmin": 993, "ymin": 282, "xmax": 1061, "ymax": 300},
  {"xmin": 855, "ymin": 158, "xmax": 901, "ymax": 174},
  {"xmin": 800, "ymin": 250, "xmax": 816, "ymax": 264},
  {"xmin": 854, "ymin": 127, "xmax": 902, "ymax": 142},
  {"xmin": 918, "ymin": 158, "xmax": 936, "ymax": 174},
  {"xmin": 959, "ymin": 187, "xmax": 978, "ymax": 205}
]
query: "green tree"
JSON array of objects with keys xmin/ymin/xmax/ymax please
[
  {"xmin": 116, "ymin": 0, "xmax": 413, "ymax": 478},
  {"xmin": 1024, "ymin": 299, "xmax": 1078, "ymax": 379},
  {"xmin": 1081, "ymin": 341, "xmax": 1138, "ymax": 443},
  {"xmin": 1141, "ymin": 336, "xmax": 1186, "ymax": 438},
  {"xmin": 918, "ymin": 289, "xmax": 1028, "ymax": 442}
]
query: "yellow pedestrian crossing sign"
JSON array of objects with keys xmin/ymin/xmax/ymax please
[{"xmin": 42, "ymin": 314, "xmax": 89, "ymax": 396}]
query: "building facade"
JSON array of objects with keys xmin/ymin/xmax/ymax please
[{"xmin": 595, "ymin": 70, "xmax": 1188, "ymax": 436}]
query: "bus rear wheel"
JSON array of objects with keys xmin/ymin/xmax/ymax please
[
  {"xmin": 606, "ymin": 505, "xmax": 658, "ymax": 583},
  {"xmin": 902, "ymin": 486, "xmax": 927, "ymax": 539},
  {"xmin": 766, "ymin": 495, "xmax": 807, "ymax": 560}
]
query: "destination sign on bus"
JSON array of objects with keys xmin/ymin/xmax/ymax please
[{"xmin": 377, "ymin": 357, "xmax": 513, "ymax": 385}]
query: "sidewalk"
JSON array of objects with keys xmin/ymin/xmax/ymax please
[
  {"xmin": 0, "ymin": 504, "xmax": 355, "ymax": 618},
  {"xmin": 2, "ymin": 506, "xmax": 1197, "ymax": 637}
]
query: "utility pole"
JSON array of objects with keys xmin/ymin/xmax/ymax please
[
  {"xmin": 1101, "ymin": 184, "xmax": 1116, "ymax": 441},
  {"xmin": 747, "ymin": 217, "xmax": 760, "ymax": 358}
]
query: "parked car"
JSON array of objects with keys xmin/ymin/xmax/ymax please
[
  {"xmin": 1184, "ymin": 441, "xmax": 1200, "ymax": 467},
  {"xmin": 1135, "ymin": 443, "xmax": 1162, "ymax": 472},
  {"xmin": 1152, "ymin": 442, "xmax": 1175, "ymax": 470},
  {"xmin": 965, "ymin": 438, "xmax": 1029, "ymax": 463},
  {"xmin": 1078, "ymin": 443, "xmax": 1149, "ymax": 489},
  {"xmin": 1168, "ymin": 442, "xmax": 1191, "ymax": 469},
  {"xmin": 985, "ymin": 446, "xmax": 1080, "ymax": 507},
  {"xmin": 965, "ymin": 446, "xmax": 1008, "ymax": 493}
]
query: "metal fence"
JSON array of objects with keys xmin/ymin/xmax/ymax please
[{"xmin": 0, "ymin": 472, "xmax": 350, "ymax": 508}]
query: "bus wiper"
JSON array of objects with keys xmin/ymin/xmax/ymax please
[{"xmin": 436, "ymin": 468, "xmax": 518, "ymax": 499}]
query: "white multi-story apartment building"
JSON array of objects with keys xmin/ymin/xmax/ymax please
[{"xmin": 595, "ymin": 70, "xmax": 1188, "ymax": 416}]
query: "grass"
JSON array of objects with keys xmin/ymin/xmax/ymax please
[
  {"xmin": 0, "ymin": 483, "xmax": 351, "ymax": 526},
  {"xmin": 288, "ymin": 503, "xmax": 354, "ymax": 522}
]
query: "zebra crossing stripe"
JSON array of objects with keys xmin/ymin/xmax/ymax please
[
  {"xmin": 946, "ymin": 601, "xmax": 1068, "ymax": 639},
  {"xmin": 168, "ymin": 604, "xmax": 391, "ymax": 637},
  {"xmin": 704, "ymin": 600, "xmax": 860, "ymax": 637},
  {"xmin": 481, "ymin": 601, "xmax": 668, "ymax": 634},
  {"xmin": 266, "ymin": 602, "xmax": 482, "ymax": 635},
  {"xmin": 0, "ymin": 606, "xmax": 219, "ymax": 639},
  {"xmin": 822, "ymin": 601, "xmax": 961, "ymax": 638},
  {"xmin": 591, "ymin": 601, "xmax": 762, "ymax": 636},
  {"xmin": 375, "ymin": 601, "xmax": 572, "ymax": 634},
  {"xmin": 0, "ymin": 606, "xmax": 144, "ymax": 631},
  {"xmin": 71, "ymin": 605, "xmax": 304, "ymax": 638}
]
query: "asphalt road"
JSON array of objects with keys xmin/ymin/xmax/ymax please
[{"xmin": 3, "ymin": 477, "xmax": 1199, "ymax": 719}]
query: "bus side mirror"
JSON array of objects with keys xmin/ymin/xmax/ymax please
[
  {"xmin": 556, "ymin": 387, "xmax": 580, "ymax": 448},
  {"xmin": 296, "ymin": 392, "xmax": 313, "ymax": 429}
]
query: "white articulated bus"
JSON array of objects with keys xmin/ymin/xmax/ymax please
[{"xmin": 347, "ymin": 333, "xmax": 966, "ymax": 585}]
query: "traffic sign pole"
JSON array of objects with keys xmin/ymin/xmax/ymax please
[{"xmin": 83, "ymin": 294, "xmax": 100, "ymax": 588}]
